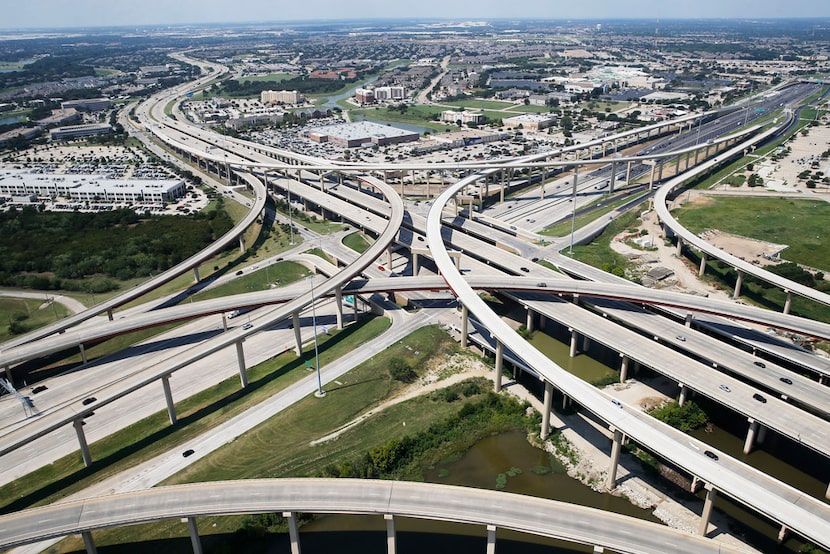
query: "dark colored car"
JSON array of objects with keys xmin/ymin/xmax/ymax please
[
  {"xmin": 779, "ymin": 377, "xmax": 793, "ymax": 385},
  {"xmin": 182, "ymin": 449, "xmax": 195, "ymax": 458},
  {"xmin": 82, "ymin": 397, "xmax": 96, "ymax": 405},
  {"xmin": 753, "ymin": 361, "xmax": 766, "ymax": 368},
  {"xmin": 704, "ymin": 450, "xmax": 719, "ymax": 461},
  {"xmin": 753, "ymin": 393, "xmax": 767, "ymax": 403}
]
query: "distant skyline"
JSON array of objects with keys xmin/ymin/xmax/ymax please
[{"xmin": 2, "ymin": 0, "xmax": 829, "ymax": 31}]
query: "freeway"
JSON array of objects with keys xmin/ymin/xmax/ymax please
[
  {"xmin": 654, "ymin": 107, "xmax": 830, "ymax": 309},
  {"xmin": 425, "ymin": 139, "xmax": 830, "ymax": 549},
  {"xmin": 0, "ymin": 479, "xmax": 745, "ymax": 554}
]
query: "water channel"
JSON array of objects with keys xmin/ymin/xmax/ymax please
[{"xmin": 265, "ymin": 305, "xmax": 823, "ymax": 553}]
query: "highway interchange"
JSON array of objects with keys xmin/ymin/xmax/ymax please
[{"xmin": 0, "ymin": 55, "xmax": 829, "ymax": 552}]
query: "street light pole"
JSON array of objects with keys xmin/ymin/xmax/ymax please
[
  {"xmin": 569, "ymin": 166, "xmax": 579, "ymax": 255},
  {"xmin": 287, "ymin": 175, "xmax": 295, "ymax": 246},
  {"xmin": 309, "ymin": 275, "xmax": 325, "ymax": 398}
]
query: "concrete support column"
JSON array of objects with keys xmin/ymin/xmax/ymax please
[
  {"xmin": 778, "ymin": 525, "xmax": 789, "ymax": 544},
  {"xmin": 657, "ymin": 160, "xmax": 664, "ymax": 181},
  {"xmin": 500, "ymin": 170, "xmax": 506, "ymax": 202},
  {"xmin": 569, "ymin": 329, "xmax": 578, "ymax": 357},
  {"xmin": 486, "ymin": 524, "xmax": 497, "ymax": 554},
  {"xmin": 494, "ymin": 340, "xmax": 503, "ymax": 393},
  {"xmin": 648, "ymin": 162, "xmax": 656, "ymax": 190},
  {"xmin": 610, "ymin": 161, "xmax": 617, "ymax": 193},
  {"xmin": 387, "ymin": 246, "xmax": 393, "ymax": 269},
  {"xmin": 79, "ymin": 343, "xmax": 87, "ymax": 364},
  {"xmin": 676, "ymin": 237, "xmax": 683, "ymax": 256},
  {"xmin": 193, "ymin": 267, "xmax": 200, "ymax": 283},
  {"xmin": 625, "ymin": 160, "xmax": 632, "ymax": 184},
  {"xmin": 593, "ymin": 547, "xmax": 605, "ymax": 554},
  {"xmin": 293, "ymin": 311, "xmax": 303, "ymax": 356},
  {"xmin": 733, "ymin": 270, "xmax": 744, "ymax": 299},
  {"xmin": 757, "ymin": 424, "xmax": 767, "ymax": 444},
  {"xmin": 412, "ymin": 252, "xmax": 419, "ymax": 275},
  {"xmin": 107, "ymin": 309, "xmax": 113, "ymax": 321},
  {"xmin": 334, "ymin": 286, "xmax": 344, "ymax": 330},
  {"xmin": 235, "ymin": 340, "xmax": 248, "ymax": 388},
  {"xmin": 619, "ymin": 355, "xmax": 629, "ymax": 383},
  {"xmin": 73, "ymin": 418, "xmax": 93, "ymax": 467},
  {"xmin": 561, "ymin": 394, "xmax": 570, "ymax": 411},
  {"xmin": 541, "ymin": 381, "xmax": 553, "ymax": 440},
  {"xmin": 385, "ymin": 514, "xmax": 396, "ymax": 554},
  {"xmin": 605, "ymin": 428, "xmax": 623, "ymax": 490},
  {"xmin": 525, "ymin": 307, "xmax": 535, "ymax": 332},
  {"xmin": 675, "ymin": 156, "xmax": 681, "ymax": 175},
  {"xmin": 283, "ymin": 512, "xmax": 301, "ymax": 554},
  {"xmin": 4, "ymin": 365, "xmax": 12, "ymax": 384},
  {"xmin": 695, "ymin": 147, "xmax": 701, "ymax": 165},
  {"xmin": 699, "ymin": 485, "xmax": 718, "ymax": 536},
  {"xmin": 743, "ymin": 418, "xmax": 759, "ymax": 455},
  {"xmin": 460, "ymin": 305, "xmax": 469, "ymax": 349},
  {"xmin": 783, "ymin": 290, "xmax": 793, "ymax": 315},
  {"xmin": 581, "ymin": 334, "xmax": 590, "ymax": 352},
  {"xmin": 82, "ymin": 531, "xmax": 97, "ymax": 554},
  {"xmin": 538, "ymin": 314, "xmax": 546, "ymax": 330},
  {"xmin": 238, "ymin": 236, "xmax": 245, "ymax": 254},
  {"xmin": 221, "ymin": 313, "xmax": 228, "ymax": 331},
  {"xmin": 685, "ymin": 313, "xmax": 694, "ymax": 328},
  {"xmin": 699, "ymin": 253, "xmax": 707, "ymax": 276},
  {"xmin": 187, "ymin": 517, "xmax": 203, "ymax": 554},
  {"xmin": 678, "ymin": 383, "xmax": 689, "ymax": 407},
  {"xmin": 162, "ymin": 375, "xmax": 177, "ymax": 425}
]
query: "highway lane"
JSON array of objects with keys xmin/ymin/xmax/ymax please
[
  {"xmin": 0, "ymin": 479, "xmax": 747, "ymax": 554},
  {"xmin": 510, "ymin": 291, "xmax": 830, "ymax": 456},
  {"xmin": 581, "ymin": 296, "xmax": 830, "ymax": 417},
  {"xmin": 426, "ymin": 150, "xmax": 830, "ymax": 550}
]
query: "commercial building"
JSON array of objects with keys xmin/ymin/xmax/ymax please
[
  {"xmin": 355, "ymin": 88, "xmax": 375, "ymax": 104},
  {"xmin": 373, "ymin": 86, "xmax": 406, "ymax": 101},
  {"xmin": 502, "ymin": 113, "xmax": 557, "ymax": 131},
  {"xmin": 59, "ymin": 98, "xmax": 111, "ymax": 112},
  {"xmin": 260, "ymin": 90, "xmax": 304, "ymax": 104},
  {"xmin": 306, "ymin": 121, "xmax": 419, "ymax": 148},
  {"xmin": 0, "ymin": 170, "xmax": 185, "ymax": 203},
  {"xmin": 440, "ymin": 110, "xmax": 485, "ymax": 125},
  {"xmin": 49, "ymin": 123, "xmax": 112, "ymax": 141}
]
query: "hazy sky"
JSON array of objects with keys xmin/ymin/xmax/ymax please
[{"xmin": 3, "ymin": 0, "xmax": 829, "ymax": 30}]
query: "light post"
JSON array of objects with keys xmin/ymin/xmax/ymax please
[
  {"xmin": 309, "ymin": 275, "xmax": 325, "ymax": 398},
  {"xmin": 287, "ymin": 175, "xmax": 295, "ymax": 245},
  {"xmin": 568, "ymin": 166, "xmax": 579, "ymax": 254}
]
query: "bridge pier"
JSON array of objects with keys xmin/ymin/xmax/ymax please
[
  {"xmin": 678, "ymin": 383, "xmax": 689, "ymax": 407},
  {"xmin": 648, "ymin": 162, "xmax": 657, "ymax": 191},
  {"xmin": 581, "ymin": 334, "xmax": 591, "ymax": 352},
  {"xmin": 162, "ymin": 375, "xmax": 177, "ymax": 425},
  {"xmin": 675, "ymin": 237, "xmax": 683, "ymax": 257},
  {"xmin": 610, "ymin": 161, "xmax": 617, "ymax": 193},
  {"xmin": 605, "ymin": 428, "xmax": 623, "ymax": 490},
  {"xmin": 107, "ymin": 309, "xmax": 113, "ymax": 321},
  {"xmin": 387, "ymin": 246, "xmax": 393, "ymax": 269},
  {"xmin": 486, "ymin": 524, "xmax": 497, "ymax": 554},
  {"xmin": 619, "ymin": 354, "xmax": 629, "ymax": 382},
  {"xmin": 73, "ymin": 418, "xmax": 93, "ymax": 467},
  {"xmin": 283, "ymin": 512, "xmax": 301, "ymax": 554},
  {"xmin": 625, "ymin": 160, "xmax": 632, "ymax": 185},
  {"xmin": 538, "ymin": 314, "xmax": 546, "ymax": 330},
  {"xmin": 569, "ymin": 329, "xmax": 578, "ymax": 357},
  {"xmin": 526, "ymin": 307, "xmax": 535, "ymax": 333},
  {"xmin": 541, "ymin": 381, "xmax": 553, "ymax": 439},
  {"xmin": 698, "ymin": 253, "xmax": 707, "ymax": 276},
  {"xmin": 783, "ymin": 290, "xmax": 792, "ymax": 315},
  {"xmin": 79, "ymin": 343, "xmax": 87, "ymax": 364},
  {"xmin": 187, "ymin": 517, "xmax": 203, "ymax": 554},
  {"xmin": 385, "ymin": 514, "xmax": 397, "ymax": 554},
  {"xmin": 221, "ymin": 313, "xmax": 228, "ymax": 331},
  {"xmin": 335, "ymin": 286, "xmax": 344, "ymax": 330},
  {"xmin": 193, "ymin": 267, "xmax": 200, "ymax": 283},
  {"xmin": 82, "ymin": 530, "xmax": 97, "ymax": 554},
  {"xmin": 494, "ymin": 340, "xmax": 503, "ymax": 393},
  {"xmin": 743, "ymin": 418, "xmax": 759, "ymax": 455},
  {"xmin": 4, "ymin": 365, "xmax": 11, "ymax": 384},
  {"xmin": 293, "ymin": 311, "xmax": 303, "ymax": 356},
  {"xmin": 685, "ymin": 313, "xmax": 694, "ymax": 328},
  {"xmin": 699, "ymin": 485, "xmax": 717, "ymax": 536},
  {"xmin": 561, "ymin": 394, "xmax": 571, "ymax": 411},
  {"xmin": 235, "ymin": 340, "xmax": 249, "ymax": 388},
  {"xmin": 238, "ymin": 236, "xmax": 245, "ymax": 254},
  {"xmin": 412, "ymin": 252, "xmax": 419, "ymax": 275},
  {"xmin": 460, "ymin": 305, "xmax": 469, "ymax": 348},
  {"xmin": 733, "ymin": 270, "xmax": 744, "ymax": 299}
]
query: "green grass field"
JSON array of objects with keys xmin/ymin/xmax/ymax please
[
  {"xmin": 234, "ymin": 73, "xmax": 292, "ymax": 83},
  {"xmin": 673, "ymin": 197, "xmax": 830, "ymax": 272},
  {"xmin": 342, "ymin": 231, "xmax": 373, "ymax": 253},
  {"xmin": 191, "ymin": 260, "xmax": 311, "ymax": 301},
  {"xmin": 443, "ymin": 99, "xmax": 515, "ymax": 111},
  {"xmin": 0, "ymin": 296, "xmax": 69, "ymax": 342}
]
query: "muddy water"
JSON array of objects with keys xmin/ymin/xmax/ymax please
[{"xmin": 299, "ymin": 430, "xmax": 659, "ymax": 553}]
